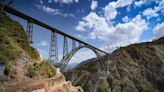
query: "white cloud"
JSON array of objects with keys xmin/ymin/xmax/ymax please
[
  {"xmin": 48, "ymin": 0, "xmax": 53, "ymax": 3},
  {"xmin": 104, "ymin": 2, "xmax": 118, "ymax": 21},
  {"xmin": 75, "ymin": 34, "xmax": 87, "ymax": 40},
  {"xmin": 122, "ymin": 16, "xmax": 130, "ymax": 22},
  {"xmin": 40, "ymin": 0, "xmax": 43, "ymax": 4},
  {"xmin": 134, "ymin": 0, "xmax": 163, "ymax": 8},
  {"xmin": 101, "ymin": 42, "xmax": 134, "ymax": 54},
  {"xmin": 75, "ymin": 21, "xmax": 86, "ymax": 31},
  {"xmin": 40, "ymin": 40, "xmax": 49, "ymax": 46},
  {"xmin": 36, "ymin": 40, "xmax": 49, "ymax": 47},
  {"xmin": 42, "ymin": 0, "xmax": 79, "ymax": 4},
  {"xmin": 77, "ymin": 12, "xmax": 113, "ymax": 40},
  {"xmin": 37, "ymin": 48, "xmax": 49, "ymax": 59},
  {"xmin": 69, "ymin": 49, "xmax": 96, "ymax": 64},
  {"xmin": 116, "ymin": 0, "xmax": 133, "ymax": 7},
  {"xmin": 76, "ymin": 12, "xmax": 148, "ymax": 48},
  {"xmin": 36, "ymin": 5, "xmax": 74, "ymax": 17},
  {"xmin": 134, "ymin": 1, "xmax": 144, "ymax": 7},
  {"xmin": 143, "ymin": 0, "xmax": 159, "ymax": 5},
  {"xmin": 104, "ymin": 0, "xmax": 133, "ymax": 21},
  {"xmin": 126, "ymin": 5, "xmax": 131, "ymax": 12},
  {"xmin": 90, "ymin": 0, "xmax": 98, "ymax": 10},
  {"xmin": 89, "ymin": 32, "xmax": 97, "ymax": 39},
  {"xmin": 52, "ymin": 0, "xmax": 79, "ymax": 4},
  {"xmin": 153, "ymin": 22, "xmax": 164, "ymax": 38},
  {"xmin": 142, "ymin": 0, "xmax": 164, "ymax": 19},
  {"xmin": 157, "ymin": 0, "xmax": 164, "ymax": 14},
  {"xmin": 134, "ymin": 0, "xmax": 158, "ymax": 6},
  {"xmin": 112, "ymin": 15, "xmax": 148, "ymax": 43},
  {"xmin": 143, "ymin": 8, "xmax": 159, "ymax": 19},
  {"xmin": 73, "ymin": 0, "xmax": 162, "ymax": 63}
]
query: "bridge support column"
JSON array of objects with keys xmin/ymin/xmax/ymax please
[
  {"xmin": 49, "ymin": 31, "xmax": 58, "ymax": 65},
  {"xmin": 63, "ymin": 36, "xmax": 68, "ymax": 58},
  {"xmin": 72, "ymin": 40, "xmax": 76, "ymax": 50},
  {"xmin": 79, "ymin": 42, "xmax": 83, "ymax": 47},
  {"xmin": 26, "ymin": 21, "xmax": 33, "ymax": 44},
  {"xmin": 0, "ymin": 1, "xmax": 4, "ymax": 12}
]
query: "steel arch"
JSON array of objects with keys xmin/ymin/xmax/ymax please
[{"xmin": 59, "ymin": 45, "xmax": 105, "ymax": 72}]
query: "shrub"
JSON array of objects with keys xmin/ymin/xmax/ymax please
[
  {"xmin": 46, "ymin": 64, "xmax": 56, "ymax": 78},
  {"xmin": 35, "ymin": 61, "xmax": 56, "ymax": 78},
  {"xmin": 26, "ymin": 61, "xmax": 56, "ymax": 78},
  {"xmin": 26, "ymin": 65, "xmax": 36, "ymax": 78}
]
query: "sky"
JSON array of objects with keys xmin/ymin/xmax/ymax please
[{"xmin": 3, "ymin": 0, "xmax": 164, "ymax": 66}]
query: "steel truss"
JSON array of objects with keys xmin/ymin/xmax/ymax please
[
  {"xmin": 49, "ymin": 32, "xmax": 58, "ymax": 65},
  {"xmin": 59, "ymin": 45, "xmax": 106, "ymax": 72},
  {"xmin": 26, "ymin": 21, "xmax": 33, "ymax": 44},
  {"xmin": 72, "ymin": 39, "xmax": 76, "ymax": 50},
  {"xmin": 63, "ymin": 36, "xmax": 68, "ymax": 58}
]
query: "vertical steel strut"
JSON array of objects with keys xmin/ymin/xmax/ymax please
[
  {"xmin": 72, "ymin": 39, "xmax": 76, "ymax": 50},
  {"xmin": 79, "ymin": 42, "xmax": 82, "ymax": 47},
  {"xmin": 49, "ymin": 31, "xmax": 58, "ymax": 65},
  {"xmin": 26, "ymin": 20, "xmax": 33, "ymax": 44},
  {"xmin": 63, "ymin": 36, "xmax": 68, "ymax": 58},
  {"xmin": 0, "ymin": 0, "xmax": 4, "ymax": 11}
]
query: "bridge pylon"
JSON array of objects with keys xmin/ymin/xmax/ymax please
[
  {"xmin": 26, "ymin": 20, "xmax": 33, "ymax": 44},
  {"xmin": 49, "ymin": 31, "xmax": 58, "ymax": 65},
  {"xmin": 72, "ymin": 39, "xmax": 76, "ymax": 50},
  {"xmin": 63, "ymin": 36, "xmax": 68, "ymax": 58}
]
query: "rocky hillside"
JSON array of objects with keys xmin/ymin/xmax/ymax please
[
  {"xmin": 65, "ymin": 37, "xmax": 164, "ymax": 92},
  {"xmin": 0, "ymin": 12, "xmax": 39, "ymax": 76},
  {"xmin": 0, "ymin": 12, "xmax": 83, "ymax": 92}
]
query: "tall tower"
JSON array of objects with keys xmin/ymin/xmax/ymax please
[
  {"xmin": 72, "ymin": 39, "xmax": 76, "ymax": 50},
  {"xmin": 26, "ymin": 21, "xmax": 33, "ymax": 44},
  {"xmin": 63, "ymin": 36, "xmax": 68, "ymax": 58},
  {"xmin": 49, "ymin": 31, "xmax": 58, "ymax": 66}
]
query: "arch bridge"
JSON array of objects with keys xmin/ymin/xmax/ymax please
[{"xmin": 0, "ymin": 3, "xmax": 108, "ymax": 72}]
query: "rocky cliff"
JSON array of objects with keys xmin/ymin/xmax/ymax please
[{"xmin": 65, "ymin": 37, "xmax": 164, "ymax": 92}]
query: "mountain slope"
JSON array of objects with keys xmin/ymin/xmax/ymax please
[
  {"xmin": 0, "ymin": 12, "xmax": 42, "ymax": 80},
  {"xmin": 0, "ymin": 12, "xmax": 84, "ymax": 92},
  {"xmin": 0, "ymin": 12, "xmax": 39, "ymax": 60},
  {"xmin": 65, "ymin": 37, "xmax": 164, "ymax": 92}
]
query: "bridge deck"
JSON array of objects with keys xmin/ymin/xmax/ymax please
[{"xmin": 0, "ymin": 3, "xmax": 108, "ymax": 54}]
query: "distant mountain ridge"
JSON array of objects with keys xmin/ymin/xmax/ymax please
[{"xmin": 65, "ymin": 37, "xmax": 164, "ymax": 92}]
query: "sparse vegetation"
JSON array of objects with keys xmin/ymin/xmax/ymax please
[
  {"xmin": 0, "ymin": 12, "xmax": 39, "ymax": 61},
  {"xmin": 27, "ymin": 65, "xmax": 36, "ymax": 78},
  {"xmin": 0, "ymin": 12, "xmax": 39, "ymax": 75},
  {"xmin": 26, "ymin": 61, "xmax": 56, "ymax": 78},
  {"xmin": 34, "ymin": 61, "xmax": 56, "ymax": 78}
]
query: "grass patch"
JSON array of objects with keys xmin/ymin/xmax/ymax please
[
  {"xmin": 26, "ymin": 65, "xmax": 36, "ymax": 78},
  {"xmin": 26, "ymin": 61, "xmax": 56, "ymax": 78},
  {"xmin": 0, "ymin": 12, "xmax": 40, "ymax": 76}
]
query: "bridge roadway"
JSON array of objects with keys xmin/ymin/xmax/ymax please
[{"xmin": 0, "ymin": 3, "xmax": 108, "ymax": 55}]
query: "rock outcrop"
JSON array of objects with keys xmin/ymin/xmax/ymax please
[{"xmin": 0, "ymin": 69, "xmax": 83, "ymax": 92}]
